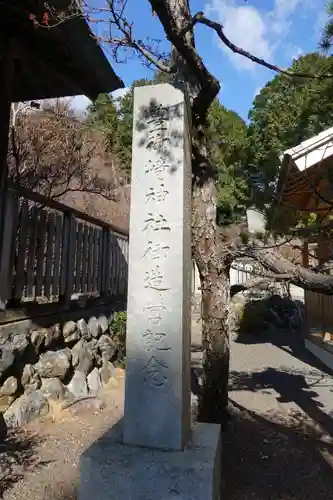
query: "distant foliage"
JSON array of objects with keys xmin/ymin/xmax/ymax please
[
  {"xmin": 88, "ymin": 71, "xmax": 248, "ymax": 226},
  {"xmin": 321, "ymin": 1, "xmax": 333, "ymax": 52},
  {"xmin": 206, "ymin": 99, "xmax": 248, "ymax": 225},
  {"xmin": 247, "ymin": 52, "xmax": 333, "ymax": 232}
]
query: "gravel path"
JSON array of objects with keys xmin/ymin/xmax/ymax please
[
  {"xmin": 226, "ymin": 329, "xmax": 333, "ymax": 499},
  {"xmin": 1, "ymin": 376, "xmax": 124, "ymax": 500},
  {"xmin": 3, "ymin": 325, "xmax": 333, "ymax": 500}
]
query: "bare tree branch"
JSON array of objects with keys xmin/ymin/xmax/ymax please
[
  {"xmin": 230, "ymin": 273, "xmax": 293, "ymax": 297},
  {"xmin": 191, "ymin": 12, "xmax": 333, "ymax": 80},
  {"xmin": 7, "ymin": 99, "xmax": 121, "ymax": 203},
  {"xmin": 235, "ymin": 243, "xmax": 333, "ymax": 295}
]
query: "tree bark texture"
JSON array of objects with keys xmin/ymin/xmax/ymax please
[
  {"xmin": 149, "ymin": 0, "xmax": 228, "ymax": 423},
  {"xmin": 192, "ymin": 170, "xmax": 230, "ymax": 423}
]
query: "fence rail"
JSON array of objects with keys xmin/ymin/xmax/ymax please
[{"xmin": 0, "ymin": 183, "xmax": 129, "ymax": 309}]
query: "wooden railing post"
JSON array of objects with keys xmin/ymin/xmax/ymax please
[
  {"xmin": 100, "ymin": 228, "xmax": 110, "ymax": 297},
  {"xmin": 124, "ymin": 238, "xmax": 129, "ymax": 295},
  {"xmin": 60, "ymin": 211, "xmax": 75, "ymax": 307},
  {"xmin": 110, "ymin": 233, "xmax": 118, "ymax": 296},
  {"xmin": 0, "ymin": 190, "xmax": 18, "ymax": 309}
]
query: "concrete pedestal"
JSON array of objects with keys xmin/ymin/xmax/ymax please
[{"xmin": 79, "ymin": 421, "xmax": 221, "ymax": 500}]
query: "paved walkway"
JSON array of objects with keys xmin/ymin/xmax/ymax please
[
  {"xmin": 226, "ymin": 329, "xmax": 333, "ymax": 499},
  {"xmin": 230, "ymin": 329, "xmax": 333, "ymax": 423}
]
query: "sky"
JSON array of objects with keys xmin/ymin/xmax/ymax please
[{"xmin": 72, "ymin": 0, "xmax": 328, "ymax": 122}]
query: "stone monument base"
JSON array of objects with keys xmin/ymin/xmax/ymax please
[{"xmin": 78, "ymin": 421, "xmax": 221, "ymax": 500}]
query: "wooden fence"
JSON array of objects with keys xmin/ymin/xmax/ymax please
[
  {"xmin": 305, "ymin": 290, "xmax": 333, "ymax": 332},
  {"xmin": 0, "ymin": 184, "xmax": 129, "ymax": 309}
]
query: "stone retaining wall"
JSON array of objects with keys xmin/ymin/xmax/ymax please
[{"xmin": 0, "ymin": 301, "xmax": 125, "ymax": 430}]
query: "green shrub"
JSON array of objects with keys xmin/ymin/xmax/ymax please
[
  {"xmin": 238, "ymin": 299, "xmax": 271, "ymax": 334},
  {"xmin": 110, "ymin": 311, "xmax": 127, "ymax": 348}
]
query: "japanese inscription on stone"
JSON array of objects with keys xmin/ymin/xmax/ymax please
[
  {"xmin": 140, "ymin": 101, "xmax": 173, "ymax": 388},
  {"xmin": 124, "ymin": 83, "xmax": 192, "ymax": 450}
]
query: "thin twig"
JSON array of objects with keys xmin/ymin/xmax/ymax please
[{"xmin": 191, "ymin": 12, "xmax": 333, "ymax": 80}]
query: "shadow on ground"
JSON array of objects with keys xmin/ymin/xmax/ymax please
[
  {"xmin": 229, "ymin": 367, "xmax": 333, "ymax": 437},
  {"xmin": 0, "ymin": 427, "xmax": 49, "ymax": 497},
  {"xmin": 224, "ymin": 399, "xmax": 333, "ymax": 500}
]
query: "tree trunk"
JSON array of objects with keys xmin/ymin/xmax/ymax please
[
  {"xmin": 192, "ymin": 147, "xmax": 230, "ymax": 424},
  {"xmin": 150, "ymin": 0, "xmax": 228, "ymax": 423}
]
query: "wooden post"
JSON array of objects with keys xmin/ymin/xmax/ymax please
[
  {"xmin": 302, "ymin": 239, "xmax": 309, "ymax": 268},
  {"xmin": 0, "ymin": 40, "xmax": 15, "ymax": 265},
  {"xmin": 302, "ymin": 239, "xmax": 310, "ymax": 337},
  {"xmin": 100, "ymin": 227, "xmax": 110, "ymax": 297},
  {"xmin": 0, "ymin": 191, "xmax": 18, "ymax": 309},
  {"xmin": 60, "ymin": 211, "xmax": 75, "ymax": 307}
]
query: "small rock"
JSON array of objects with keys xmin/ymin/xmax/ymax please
[
  {"xmin": 21, "ymin": 365, "xmax": 39, "ymax": 389},
  {"xmin": 64, "ymin": 330, "xmax": 81, "ymax": 344},
  {"xmin": 62, "ymin": 321, "xmax": 77, "ymax": 339},
  {"xmin": 86, "ymin": 338, "xmax": 101, "ymax": 366},
  {"xmin": 24, "ymin": 376, "xmax": 41, "ymax": 395},
  {"xmin": 98, "ymin": 335, "xmax": 118, "ymax": 361},
  {"xmin": 21, "ymin": 364, "xmax": 34, "ymax": 387},
  {"xmin": 87, "ymin": 368, "xmax": 102, "ymax": 394},
  {"xmin": 4, "ymin": 390, "xmax": 49, "ymax": 428},
  {"xmin": 43, "ymin": 325, "xmax": 62, "ymax": 347},
  {"xmin": 67, "ymin": 371, "xmax": 88, "ymax": 399},
  {"xmin": 77, "ymin": 319, "xmax": 91, "ymax": 340},
  {"xmin": 71, "ymin": 339, "xmax": 85, "ymax": 367},
  {"xmin": 41, "ymin": 378, "xmax": 65, "ymax": 401},
  {"xmin": 10, "ymin": 333, "xmax": 29, "ymax": 354},
  {"xmin": 34, "ymin": 349, "xmax": 71, "ymax": 380},
  {"xmin": 21, "ymin": 364, "xmax": 41, "ymax": 394},
  {"xmin": 52, "ymin": 323, "xmax": 62, "ymax": 341},
  {"xmin": 98, "ymin": 315, "xmax": 109, "ymax": 334},
  {"xmin": 31, "ymin": 329, "xmax": 45, "ymax": 352},
  {"xmin": 44, "ymin": 328, "xmax": 55, "ymax": 348},
  {"xmin": 1, "ymin": 376, "xmax": 18, "ymax": 396},
  {"xmin": 86, "ymin": 339, "xmax": 98, "ymax": 358},
  {"xmin": 77, "ymin": 349, "xmax": 93, "ymax": 375},
  {"xmin": 0, "ymin": 346, "xmax": 14, "ymax": 377},
  {"xmin": 0, "ymin": 394, "xmax": 16, "ymax": 412},
  {"xmin": 100, "ymin": 359, "xmax": 116, "ymax": 385},
  {"xmin": 71, "ymin": 340, "xmax": 93, "ymax": 374},
  {"xmin": 87, "ymin": 317, "xmax": 102, "ymax": 339}
]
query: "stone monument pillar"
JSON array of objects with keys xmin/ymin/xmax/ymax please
[
  {"xmin": 79, "ymin": 83, "xmax": 221, "ymax": 500},
  {"xmin": 123, "ymin": 83, "xmax": 192, "ymax": 451}
]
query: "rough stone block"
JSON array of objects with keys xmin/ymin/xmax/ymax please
[{"xmin": 79, "ymin": 421, "xmax": 221, "ymax": 500}]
